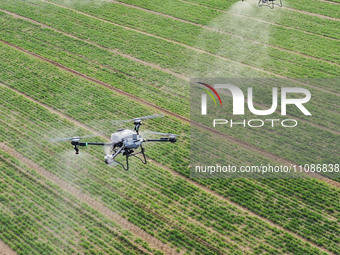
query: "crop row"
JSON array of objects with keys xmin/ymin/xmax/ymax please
[
  {"xmin": 0, "ymin": 85, "xmax": 249, "ymax": 253},
  {"xmin": 1, "ymin": 6, "xmax": 339, "ymax": 129},
  {"xmin": 57, "ymin": 0, "xmax": 340, "ymax": 68},
  {"xmin": 0, "ymin": 38, "xmax": 338, "ymax": 173},
  {"xmin": 172, "ymin": 0, "xmax": 340, "ymax": 37},
  {"xmin": 4, "ymin": 0, "xmax": 340, "ymax": 79},
  {"xmin": 0, "ymin": 72, "xmax": 286, "ymax": 254},
  {"xmin": 0, "ymin": 98, "xmax": 268, "ymax": 254},
  {"xmin": 0, "ymin": 86, "xmax": 331, "ymax": 255},
  {"xmin": 1, "ymin": 7, "xmax": 339, "ymax": 133},
  {"xmin": 0, "ymin": 152, "xmax": 151, "ymax": 255},
  {"xmin": 68, "ymin": 0, "xmax": 340, "ymax": 50},
  {"xmin": 276, "ymin": 0, "xmax": 340, "ymax": 20},
  {"xmin": 0, "ymin": 38, "xmax": 338, "ymax": 188},
  {"xmin": 1, "ymin": 46, "xmax": 339, "ymax": 253},
  {"xmin": 1, "ymin": 39, "xmax": 337, "ymax": 207}
]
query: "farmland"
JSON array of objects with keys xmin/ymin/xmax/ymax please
[{"xmin": 0, "ymin": 0, "xmax": 339, "ymax": 254}]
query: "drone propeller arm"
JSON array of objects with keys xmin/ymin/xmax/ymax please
[
  {"xmin": 71, "ymin": 141, "xmax": 114, "ymax": 146},
  {"xmin": 71, "ymin": 141, "xmax": 116, "ymax": 154},
  {"xmin": 145, "ymin": 138, "xmax": 177, "ymax": 143}
]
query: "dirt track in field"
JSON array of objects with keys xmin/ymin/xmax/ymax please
[
  {"xmin": 319, "ymin": 0, "xmax": 340, "ymax": 4},
  {"xmin": 1, "ymin": 82, "xmax": 338, "ymax": 255},
  {"xmin": 109, "ymin": 0, "xmax": 340, "ymax": 66},
  {"xmin": 40, "ymin": 0, "xmax": 281, "ymax": 76},
  {"xmin": 0, "ymin": 240, "xmax": 17, "ymax": 255},
  {"xmin": 41, "ymin": 0, "xmax": 340, "ymax": 86},
  {"xmin": 2, "ymin": 10, "xmax": 339, "ymax": 135},
  {"xmin": 282, "ymin": 6, "xmax": 340, "ymax": 22},
  {"xmin": 6, "ymin": 1, "xmax": 340, "ymax": 99},
  {"xmin": 2, "ymin": 39, "xmax": 340, "ymax": 188},
  {"xmin": 5, "ymin": 8, "xmax": 340, "ymax": 98},
  {"xmin": 0, "ymin": 143, "xmax": 179, "ymax": 255},
  {"xmin": 2, "ymin": 10, "xmax": 339, "ymax": 136},
  {"xmin": 179, "ymin": 0, "xmax": 340, "ymax": 42},
  {"xmin": 0, "ymin": 9, "xmax": 187, "ymax": 82}
]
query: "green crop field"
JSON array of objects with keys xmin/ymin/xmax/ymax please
[{"xmin": 0, "ymin": 0, "xmax": 339, "ymax": 254}]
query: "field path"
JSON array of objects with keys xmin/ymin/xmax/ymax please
[
  {"xmin": 1, "ymin": 40, "xmax": 339, "ymax": 189},
  {"xmin": 0, "ymin": 143, "xmax": 179, "ymax": 255},
  {"xmin": 109, "ymin": 0, "xmax": 339, "ymax": 66},
  {"xmin": 3, "ymin": 7, "xmax": 340, "ymax": 99},
  {"xmin": 0, "ymin": 9, "xmax": 187, "ymax": 81},
  {"xmin": 39, "ymin": 0, "xmax": 282, "ymax": 76},
  {"xmin": 319, "ymin": 0, "xmax": 340, "ymax": 4},
  {"xmin": 0, "ymin": 240, "xmax": 17, "ymax": 255},
  {"xmin": 2, "ymin": 8, "xmax": 340, "ymax": 110},
  {"xmin": 179, "ymin": 0, "xmax": 340, "ymax": 41},
  {"xmin": 33, "ymin": 1, "xmax": 340, "ymax": 94},
  {"xmin": 282, "ymin": 6, "xmax": 340, "ymax": 22},
  {"xmin": 5, "ymin": 8, "xmax": 339, "ymax": 97},
  {"xmin": 2, "ymin": 10, "xmax": 340, "ymax": 135},
  {"xmin": 0, "ymin": 82, "xmax": 337, "ymax": 255}
]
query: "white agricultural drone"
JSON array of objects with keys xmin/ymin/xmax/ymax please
[
  {"xmin": 242, "ymin": 0, "xmax": 283, "ymax": 8},
  {"xmin": 50, "ymin": 115, "xmax": 179, "ymax": 171}
]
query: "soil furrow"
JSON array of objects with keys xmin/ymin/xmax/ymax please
[
  {"xmin": 1, "ymin": 41, "xmax": 339, "ymax": 189},
  {"xmin": 179, "ymin": 0, "xmax": 340, "ymax": 42},
  {"xmin": 282, "ymin": 6, "xmax": 340, "ymax": 22},
  {"xmin": 3, "ymin": 8, "xmax": 339, "ymax": 99},
  {"xmin": 36, "ymin": 1, "xmax": 340, "ymax": 95},
  {"xmin": 2, "ymin": 10, "xmax": 340, "ymax": 135},
  {"xmin": 0, "ymin": 240, "xmax": 17, "ymax": 255},
  {"xmin": 110, "ymin": 0, "xmax": 339, "ymax": 66},
  {"xmin": 39, "ymin": 0, "xmax": 293, "ymax": 77},
  {"xmin": 1, "ymin": 82, "xmax": 337, "ymax": 254},
  {"xmin": 0, "ymin": 143, "xmax": 176, "ymax": 255},
  {"xmin": 319, "ymin": 0, "xmax": 340, "ymax": 4}
]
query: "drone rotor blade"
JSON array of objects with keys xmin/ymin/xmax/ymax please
[
  {"xmin": 145, "ymin": 131, "xmax": 180, "ymax": 137},
  {"xmin": 49, "ymin": 135, "xmax": 94, "ymax": 142},
  {"xmin": 112, "ymin": 114, "xmax": 164, "ymax": 126},
  {"xmin": 144, "ymin": 130, "xmax": 190, "ymax": 138},
  {"xmin": 112, "ymin": 118, "xmax": 135, "ymax": 126},
  {"xmin": 138, "ymin": 114, "xmax": 164, "ymax": 120}
]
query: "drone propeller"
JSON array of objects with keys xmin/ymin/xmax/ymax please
[
  {"xmin": 49, "ymin": 135, "xmax": 94, "ymax": 143},
  {"xmin": 112, "ymin": 114, "xmax": 164, "ymax": 126},
  {"xmin": 144, "ymin": 131, "xmax": 183, "ymax": 137}
]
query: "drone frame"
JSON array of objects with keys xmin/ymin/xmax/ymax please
[
  {"xmin": 107, "ymin": 145, "xmax": 147, "ymax": 171},
  {"xmin": 70, "ymin": 120, "xmax": 176, "ymax": 171}
]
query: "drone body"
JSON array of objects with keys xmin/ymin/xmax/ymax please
[{"xmin": 52, "ymin": 115, "xmax": 178, "ymax": 171}]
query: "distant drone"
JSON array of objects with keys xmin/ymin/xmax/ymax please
[
  {"xmin": 258, "ymin": 0, "xmax": 282, "ymax": 8},
  {"xmin": 242, "ymin": 0, "xmax": 283, "ymax": 8},
  {"xmin": 51, "ymin": 115, "xmax": 179, "ymax": 171}
]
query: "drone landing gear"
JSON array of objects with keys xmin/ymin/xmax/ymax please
[
  {"xmin": 74, "ymin": 145, "xmax": 79, "ymax": 154},
  {"xmin": 123, "ymin": 147, "xmax": 147, "ymax": 171},
  {"xmin": 105, "ymin": 146, "xmax": 147, "ymax": 171}
]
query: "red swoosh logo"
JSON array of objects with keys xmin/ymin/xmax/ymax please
[{"xmin": 197, "ymin": 82, "xmax": 223, "ymax": 106}]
